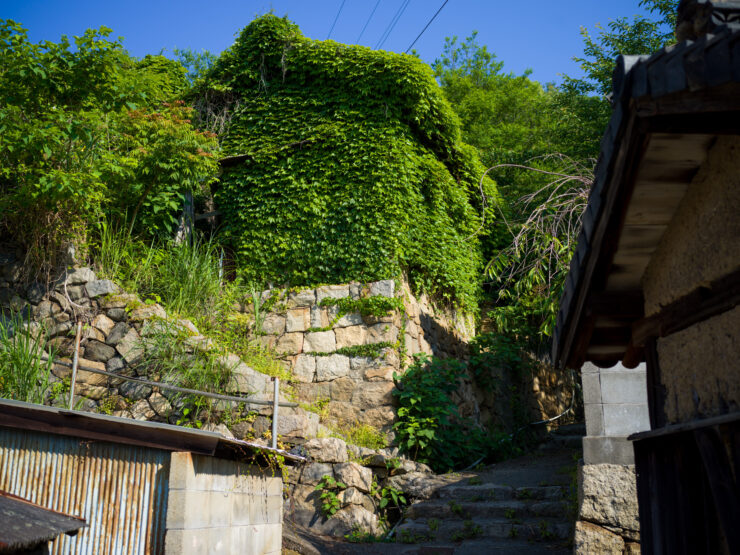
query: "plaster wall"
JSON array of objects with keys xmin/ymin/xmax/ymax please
[
  {"xmin": 641, "ymin": 136, "xmax": 740, "ymax": 426},
  {"xmin": 642, "ymin": 136, "xmax": 740, "ymax": 316},
  {"xmin": 657, "ymin": 306, "xmax": 740, "ymax": 424},
  {"xmin": 165, "ymin": 452, "xmax": 283, "ymax": 555}
]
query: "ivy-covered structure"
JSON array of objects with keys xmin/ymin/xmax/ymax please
[{"xmin": 205, "ymin": 15, "xmax": 497, "ymax": 311}]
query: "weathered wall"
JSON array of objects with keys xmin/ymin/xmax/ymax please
[
  {"xmin": 283, "ymin": 436, "xmax": 432, "ymax": 538},
  {"xmin": 574, "ymin": 463, "xmax": 641, "ymax": 554},
  {"xmin": 641, "ymin": 136, "xmax": 740, "ymax": 425},
  {"xmin": 0, "ymin": 256, "xmax": 323, "ymax": 443},
  {"xmin": 642, "ymin": 136, "xmax": 740, "ymax": 315},
  {"xmin": 165, "ymin": 452, "xmax": 282, "ymax": 554},
  {"xmin": 657, "ymin": 306, "xmax": 740, "ymax": 423}
]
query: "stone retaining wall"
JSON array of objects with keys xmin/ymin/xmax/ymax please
[
  {"xmin": 0, "ymin": 253, "xmax": 319, "ymax": 443},
  {"xmin": 283, "ymin": 436, "xmax": 432, "ymax": 537},
  {"xmin": 231, "ymin": 279, "xmax": 475, "ymax": 430}
]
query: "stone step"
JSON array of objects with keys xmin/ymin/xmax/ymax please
[
  {"xmin": 434, "ymin": 483, "xmax": 566, "ymax": 502},
  {"xmin": 401, "ymin": 538, "xmax": 571, "ymax": 555},
  {"xmin": 405, "ymin": 499, "xmax": 570, "ymax": 520},
  {"xmin": 396, "ymin": 516, "xmax": 572, "ymax": 543}
]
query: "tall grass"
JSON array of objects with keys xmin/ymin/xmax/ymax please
[
  {"xmin": 93, "ymin": 223, "xmax": 291, "ymax": 397},
  {"xmin": 136, "ymin": 320, "xmax": 234, "ymax": 426},
  {"xmin": 0, "ymin": 314, "xmax": 54, "ymax": 404},
  {"xmin": 95, "ymin": 223, "xmax": 224, "ymax": 320}
]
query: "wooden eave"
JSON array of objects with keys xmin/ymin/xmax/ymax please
[{"xmin": 553, "ymin": 26, "xmax": 740, "ymax": 370}]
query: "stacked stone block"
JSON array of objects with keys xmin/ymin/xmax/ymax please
[{"xmin": 234, "ymin": 279, "xmax": 474, "ymax": 430}]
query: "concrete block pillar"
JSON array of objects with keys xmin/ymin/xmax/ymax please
[
  {"xmin": 575, "ymin": 362, "xmax": 649, "ymax": 553},
  {"xmin": 581, "ymin": 362, "xmax": 649, "ymax": 464}
]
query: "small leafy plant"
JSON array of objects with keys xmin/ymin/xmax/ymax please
[
  {"xmin": 315, "ymin": 475, "xmax": 346, "ymax": 518},
  {"xmin": 451, "ymin": 520, "xmax": 482, "ymax": 541},
  {"xmin": 379, "ymin": 484, "xmax": 407, "ymax": 512}
]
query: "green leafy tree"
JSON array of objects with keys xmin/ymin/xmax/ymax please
[
  {"xmin": 173, "ymin": 47, "xmax": 217, "ymax": 84},
  {"xmin": 564, "ymin": 0, "xmax": 677, "ymax": 96},
  {"xmin": 0, "ymin": 20, "xmax": 219, "ymax": 276},
  {"xmin": 432, "ymin": 33, "xmax": 602, "ymax": 338}
]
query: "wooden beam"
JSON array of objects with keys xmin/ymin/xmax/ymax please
[
  {"xmin": 632, "ymin": 266, "xmax": 740, "ymax": 346},
  {"xmin": 644, "ymin": 338, "xmax": 667, "ymax": 430}
]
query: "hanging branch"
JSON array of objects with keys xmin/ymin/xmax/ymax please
[{"xmin": 483, "ymin": 154, "xmax": 594, "ymax": 335}]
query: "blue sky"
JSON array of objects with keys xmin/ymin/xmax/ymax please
[{"xmin": 3, "ymin": 1, "xmax": 661, "ymax": 85}]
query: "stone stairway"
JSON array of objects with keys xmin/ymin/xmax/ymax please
[
  {"xmin": 293, "ymin": 443, "xmax": 582, "ymax": 554},
  {"xmin": 393, "ymin": 459, "xmax": 574, "ymax": 552}
]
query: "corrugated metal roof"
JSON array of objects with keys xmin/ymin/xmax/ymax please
[
  {"xmin": 0, "ymin": 398, "xmax": 305, "ymax": 464},
  {"xmin": 552, "ymin": 0, "xmax": 740, "ymax": 369},
  {"xmin": 0, "ymin": 490, "xmax": 86, "ymax": 552},
  {"xmin": 0, "ymin": 427, "xmax": 169, "ymax": 554}
]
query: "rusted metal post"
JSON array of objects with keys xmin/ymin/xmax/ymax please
[
  {"xmin": 271, "ymin": 377, "xmax": 279, "ymax": 450},
  {"xmin": 68, "ymin": 321, "xmax": 83, "ymax": 410}
]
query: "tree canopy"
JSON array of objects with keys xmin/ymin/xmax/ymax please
[{"xmin": 0, "ymin": 20, "xmax": 219, "ymax": 275}]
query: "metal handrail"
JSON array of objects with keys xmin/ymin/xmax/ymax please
[{"xmin": 43, "ymin": 357, "xmax": 298, "ymax": 408}]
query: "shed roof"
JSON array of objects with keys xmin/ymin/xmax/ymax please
[
  {"xmin": 552, "ymin": 0, "xmax": 740, "ymax": 369},
  {"xmin": 0, "ymin": 490, "xmax": 86, "ymax": 552},
  {"xmin": 0, "ymin": 399, "xmax": 305, "ymax": 464}
]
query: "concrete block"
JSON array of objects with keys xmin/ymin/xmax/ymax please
[
  {"xmin": 581, "ymin": 362, "xmax": 601, "ymax": 374},
  {"xmin": 164, "ymin": 526, "xmax": 232, "ymax": 554},
  {"xmin": 248, "ymin": 493, "xmax": 283, "ymax": 526},
  {"xmin": 584, "ymin": 404, "xmax": 604, "ymax": 436},
  {"xmin": 600, "ymin": 371, "xmax": 648, "ymax": 405},
  {"xmin": 603, "ymin": 404, "xmax": 650, "ymax": 436},
  {"xmin": 169, "ymin": 452, "xmax": 195, "ymax": 491},
  {"xmin": 583, "ymin": 436, "xmax": 635, "ymax": 465},
  {"xmin": 581, "ymin": 372, "xmax": 602, "ymax": 405},
  {"xmin": 265, "ymin": 477, "xmax": 283, "ymax": 496},
  {"xmin": 166, "ymin": 490, "xmax": 234, "ymax": 528}
]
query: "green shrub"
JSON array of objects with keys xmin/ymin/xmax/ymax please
[
  {"xmin": 392, "ymin": 354, "xmax": 487, "ymax": 472},
  {"xmin": 0, "ymin": 20, "xmax": 218, "ymax": 277},
  {"xmin": 315, "ymin": 475, "xmax": 346, "ymax": 518}
]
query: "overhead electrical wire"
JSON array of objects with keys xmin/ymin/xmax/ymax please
[
  {"xmin": 357, "ymin": 0, "xmax": 382, "ymax": 43},
  {"xmin": 374, "ymin": 0, "xmax": 411, "ymax": 50},
  {"xmin": 327, "ymin": 0, "xmax": 347, "ymax": 39},
  {"xmin": 405, "ymin": 0, "xmax": 450, "ymax": 53}
]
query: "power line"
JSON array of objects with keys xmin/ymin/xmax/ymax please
[
  {"xmin": 375, "ymin": 0, "xmax": 411, "ymax": 50},
  {"xmin": 405, "ymin": 0, "xmax": 450, "ymax": 53},
  {"xmin": 327, "ymin": 0, "xmax": 347, "ymax": 39},
  {"xmin": 357, "ymin": 0, "xmax": 382, "ymax": 43}
]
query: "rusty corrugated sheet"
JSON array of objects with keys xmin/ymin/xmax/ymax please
[{"xmin": 0, "ymin": 427, "xmax": 170, "ymax": 554}]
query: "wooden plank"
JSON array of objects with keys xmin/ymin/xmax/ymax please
[
  {"xmin": 694, "ymin": 427, "xmax": 740, "ymax": 552},
  {"xmin": 631, "ymin": 410, "xmax": 740, "ymax": 441},
  {"xmin": 644, "ymin": 339, "xmax": 667, "ymax": 429}
]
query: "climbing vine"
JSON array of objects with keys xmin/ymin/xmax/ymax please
[{"xmin": 199, "ymin": 15, "xmax": 498, "ymax": 311}]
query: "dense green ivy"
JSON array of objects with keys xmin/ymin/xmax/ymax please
[{"xmin": 203, "ymin": 15, "xmax": 497, "ymax": 311}]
